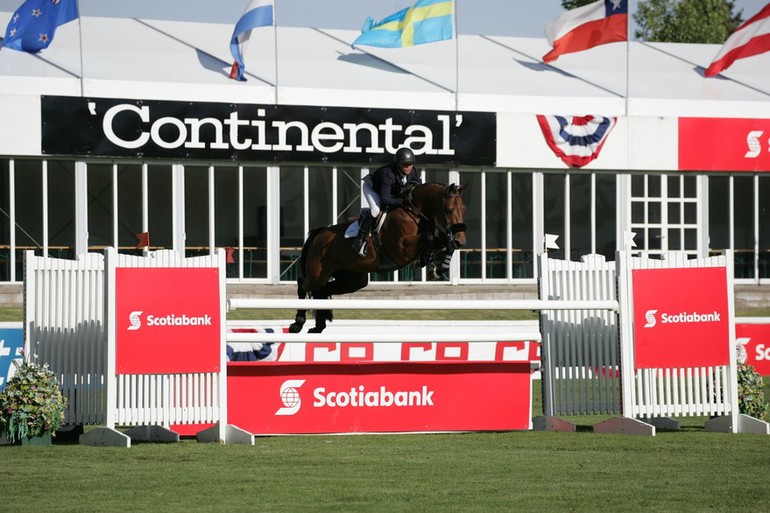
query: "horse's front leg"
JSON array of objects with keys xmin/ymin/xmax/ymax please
[{"xmin": 288, "ymin": 311, "xmax": 306, "ymax": 333}]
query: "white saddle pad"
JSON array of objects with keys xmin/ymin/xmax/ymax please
[
  {"xmin": 344, "ymin": 221, "xmax": 359, "ymax": 238},
  {"xmin": 344, "ymin": 212, "xmax": 387, "ymax": 238}
]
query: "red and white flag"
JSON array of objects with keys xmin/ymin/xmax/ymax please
[
  {"xmin": 705, "ymin": 3, "xmax": 770, "ymax": 77},
  {"xmin": 543, "ymin": 0, "xmax": 628, "ymax": 63}
]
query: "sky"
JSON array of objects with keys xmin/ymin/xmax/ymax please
[{"xmin": 0, "ymin": 0, "xmax": 767, "ymax": 39}]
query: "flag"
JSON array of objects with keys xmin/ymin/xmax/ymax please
[
  {"xmin": 1, "ymin": 0, "xmax": 78, "ymax": 53},
  {"xmin": 705, "ymin": 4, "xmax": 770, "ymax": 77},
  {"xmin": 537, "ymin": 115, "xmax": 617, "ymax": 168},
  {"xmin": 135, "ymin": 232, "xmax": 150, "ymax": 249},
  {"xmin": 543, "ymin": 0, "xmax": 627, "ymax": 63},
  {"xmin": 352, "ymin": 0, "xmax": 454, "ymax": 48},
  {"xmin": 229, "ymin": 0, "xmax": 274, "ymax": 81},
  {"xmin": 225, "ymin": 247, "xmax": 236, "ymax": 264}
]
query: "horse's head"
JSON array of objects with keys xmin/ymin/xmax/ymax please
[
  {"xmin": 441, "ymin": 183, "xmax": 467, "ymax": 250},
  {"xmin": 409, "ymin": 182, "xmax": 467, "ymax": 251}
]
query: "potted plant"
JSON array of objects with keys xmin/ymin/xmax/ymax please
[{"xmin": 0, "ymin": 358, "xmax": 67, "ymax": 445}]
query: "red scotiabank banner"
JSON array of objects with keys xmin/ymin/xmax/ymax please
[
  {"xmin": 679, "ymin": 117, "xmax": 770, "ymax": 172},
  {"xmin": 116, "ymin": 267, "xmax": 221, "ymax": 374},
  {"xmin": 736, "ymin": 323, "xmax": 770, "ymax": 377},
  {"xmin": 228, "ymin": 362, "xmax": 533, "ymax": 434},
  {"xmin": 632, "ymin": 267, "xmax": 730, "ymax": 369}
]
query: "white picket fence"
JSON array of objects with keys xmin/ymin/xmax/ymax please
[
  {"xmin": 538, "ymin": 254, "xmax": 620, "ymax": 417},
  {"xmin": 24, "ymin": 248, "xmax": 228, "ymax": 446},
  {"xmin": 616, "ymin": 252, "xmax": 737, "ymax": 424},
  {"xmin": 539, "ymin": 250, "xmax": 767, "ymax": 434}
]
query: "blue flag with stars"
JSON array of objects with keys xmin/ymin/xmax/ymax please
[{"xmin": 2, "ymin": 0, "xmax": 79, "ymax": 53}]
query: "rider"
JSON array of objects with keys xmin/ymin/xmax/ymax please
[{"xmin": 355, "ymin": 146, "xmax": 423, "ymax": 256}]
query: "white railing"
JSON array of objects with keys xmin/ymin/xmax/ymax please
[
  {"xmin": 228, "ymin": 298, "xmax": 620, "ymax": 312},
  {"xmin": 24, "ymin": 248, "xmax": 227, "ymax": 447},
  {"xmin": 538, "ymin": 254, "xmax": 620, "ymax": 417}
]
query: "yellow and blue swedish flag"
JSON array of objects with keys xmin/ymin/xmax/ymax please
[{"xmin": 352, "ymin": 0, "xmax": 454, "ymax": 48}]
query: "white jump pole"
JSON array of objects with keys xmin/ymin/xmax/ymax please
[
  {"xmin": 228, "ymin": 299, "xmax": 619, "ymax": 311},
  {"xmin": 227, "ymin": 332, "xmax": 542, "ymax": 343}
]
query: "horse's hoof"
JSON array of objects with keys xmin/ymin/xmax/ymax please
[
  {"xmin": 288, "ymin": 323, "xmax": 303, "ymax": 333},
  {"xmin": 308, "ymin": 326, "xmax": 326, "ymax": 334}
]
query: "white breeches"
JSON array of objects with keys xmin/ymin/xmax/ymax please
[{"xmin": 362, "ymin": 176, "xmax": 381, "ymax": 217}]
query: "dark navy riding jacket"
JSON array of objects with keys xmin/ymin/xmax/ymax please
[{"xmin": 371, "ymin": 163, "xmax": 423, "ymax": 209}]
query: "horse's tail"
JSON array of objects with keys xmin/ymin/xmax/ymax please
[
  {"xmin": 296, "ymin": 227, "xmax": 325, "ymax": 292},
  {"xmin": 288, "ymin": 227, "xmax": 326, "ymax": 333}
]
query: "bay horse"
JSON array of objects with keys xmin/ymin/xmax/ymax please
[{"xmin": 288, "ymin": 182, "xmax": 468, "ymax": 333}]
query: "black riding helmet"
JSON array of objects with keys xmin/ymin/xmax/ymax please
[{"xmin": 394, "ymin": 147, "xmax": 416, "ymax": 173}]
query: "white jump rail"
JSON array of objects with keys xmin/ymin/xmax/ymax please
[
  {"xmin": 227, "ymin": 298, "xmax": 616, "ymax": 345},
  {"xmin": 227, "ymin": 332, "xmax": 542, "ymax": 343},
  {"xmin": 227, "ymin": 299, "xmax": 619, "ymax": 312}
]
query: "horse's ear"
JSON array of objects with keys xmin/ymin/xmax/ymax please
[{"xmin": 458, "ymin": 183, "xmax": 469, "ymax": 195}]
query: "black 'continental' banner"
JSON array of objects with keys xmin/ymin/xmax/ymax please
[{"xmin": 41, "ymin": 96, "xmax": 496, "ymax": 166}]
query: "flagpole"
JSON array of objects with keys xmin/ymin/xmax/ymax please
[
  {"xmin": 625, "ymin": 1, "xmax": 630, "ymax": 117},
  {"xmin": 454, "ymin": 0, "xmax": 459, "ymax": 111},
  {"xmin": 273, "ymin": 1, "xmax": 279, "ymax": 105},
  {"xmin": 76, "ymin": 0, "xmax": 85, "ymax": 96},
  {"xmin": 625, "ymin": 2, "xmax": 631, "ymax": 187}
]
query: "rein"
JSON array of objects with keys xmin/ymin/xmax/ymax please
[{"xmin": 404, "ymin": 186, "xmax": 467, "ymax": 248}]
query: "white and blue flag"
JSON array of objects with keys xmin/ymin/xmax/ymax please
[{"xmin": 229, "ymin": 0, "xmax": 274, "ymax": 81}]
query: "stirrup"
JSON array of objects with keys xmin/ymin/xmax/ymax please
[{"xmin": 357, "ymin": 239, "xmax": 368, "ymax": 257}]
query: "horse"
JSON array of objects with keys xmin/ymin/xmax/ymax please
[{"xmin": 288, "ymin": 182, "xmax": 468, "ymax": 333}]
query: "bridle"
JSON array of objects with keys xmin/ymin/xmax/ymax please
[{"xmin": 404, "ymin": 184, "xmax": 467, "ymax": 252}]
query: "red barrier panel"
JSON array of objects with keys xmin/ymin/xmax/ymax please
[
  {"xmin": 227, "ymin": 362, "xmax": 533, "ymax": 434},
  {"xmin": 116, "ymin": 267, "xmax": 221, "ymax": 374},
  {"xmin": 737, "ymin": 323, "xmax": 770, "ymax": 376},
  {"xmin": 632, "ymin": 267, "xmax": 730, "ymax": 369}
]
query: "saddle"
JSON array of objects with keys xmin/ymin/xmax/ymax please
[{"xmin": 345, "ymin": 209, "xmax": 386, "ymax": 238}]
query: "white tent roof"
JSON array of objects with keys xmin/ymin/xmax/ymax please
[{"xmin": 2, "ymin": 11, "xmax": 770, "ymax": 116}]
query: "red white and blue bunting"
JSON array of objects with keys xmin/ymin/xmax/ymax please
[{"xmin": 537, "ymin": 115, "xmax": 617, "ymax": 168}]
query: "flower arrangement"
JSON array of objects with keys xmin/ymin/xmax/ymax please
[
  {"xmin": 0, "ymin": 358, "xmax": 67, "ymax": 444},
  {"xmin": 737, "ymin": 363, "xmax": 770, "ymax": 422}
]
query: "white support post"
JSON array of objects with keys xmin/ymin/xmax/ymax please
[
  {"xmin": 216, "ymin": 248, "xmax": 228, "ymax": 443},
  {"xmin": 80, "ymin": 247, "xmax": 131, "ymax": 447},
  {"xmin": 104, "ymin": 246, "xmax": 117, "ymax": 430},
  {"xmin": 616, "ymin": 250, "xmax": 636, "ymax": 418}
]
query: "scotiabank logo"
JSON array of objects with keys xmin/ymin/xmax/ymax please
[
  {"xmin": 274, "ymin": 381, "xmax": 436, "ymax": 416},
  {"xmin": 126, "ymin": 311, "xmax": 212, "ymax": 331},
  {"xmin": 643, "ymin": 310, "xmax": 657, "ymax": 328},
  {"xmin": 313, "ymin": 385, "xmax": 435, "ymax": 408},
  {"xmin": 643, "ymin": 309, "xmax": 721, "ymax": 328},
  {"xmin": 275, "ymin": 379, "xmax": 306, "ymax": 416},
  {"xmin": 745, "ymin": 130, "xmax": 765, "ymax": 158},
  {"xmin": 127, "ymin": 310, "xmax": 143, "ymax": 331}
]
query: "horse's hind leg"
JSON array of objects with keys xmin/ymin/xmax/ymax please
[
  {"xmin": 326, "ymin": 270, "xmax": 369, "ymax": 296},
  {"xmin": 307, "ymin": 271, "xmax": 369, "ymax": 334},
  {"xmin": 288, "ymin": 279, "xmax": 307, "ymax": 333}
]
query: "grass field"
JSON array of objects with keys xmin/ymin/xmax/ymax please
[
  {"xmin": 2, "ymin": 307, "xmax": 770, "ymax": 512},
  {"xmin": 2, "ymin": 392, "xmax": 769, "ymax": 513}
]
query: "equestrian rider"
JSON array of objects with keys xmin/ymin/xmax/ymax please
[{"xmin": 355, "ymin": 147, "xmax": 423, "ymax": 256}]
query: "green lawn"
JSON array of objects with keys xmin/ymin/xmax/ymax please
[
  {"xmin": 2, "ymin": 418, "xmax": 769, "ymax": 512},
  {"xmin": 3, "ymin": 304, "xmax": 770, "ymax": 512}
]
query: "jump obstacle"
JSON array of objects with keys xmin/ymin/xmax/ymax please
[{"xmin": 21, "ymin": 247, "xmax": 769, "ymax": 446}]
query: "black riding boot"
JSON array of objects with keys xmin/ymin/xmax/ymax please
[{"xmin": 354, "ymin": 210, "xmax": 374, "ymax": 256}]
